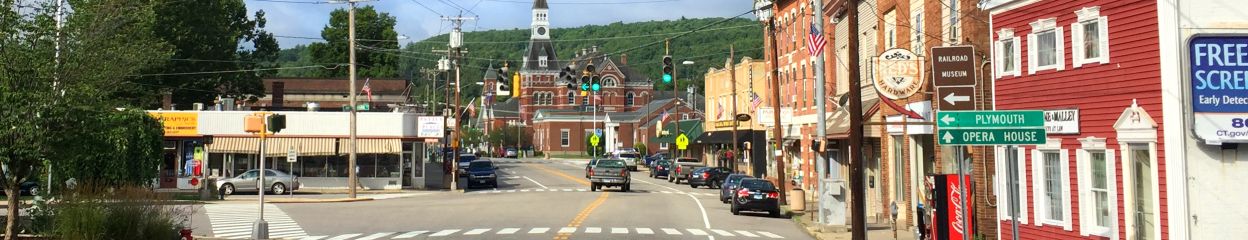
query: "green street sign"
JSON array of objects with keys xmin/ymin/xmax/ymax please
[
  {"xmin": 675, "ymin": 133, "xmax": 689, "ymax": 150},
  {"xmin": 938, "ymin": 128, "xmax": 1046, "ymax": 145},
  {"xmin": 937, "ymin": 110, "xmax": 1044, "ymax": 128},
  {"xmin": 590, "ymin": 134, "xmax": 601, "ymax": 147}
]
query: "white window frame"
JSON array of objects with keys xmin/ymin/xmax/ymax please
[
  {"xmin": 1071, "ymin": 6, "xmax": 1109, "ymax": 67},
  {"xmin": 884, "ymin": 9, "xmax": 897, "ymax": 49},
  {"xmin": 912, "ymin": 11, "xmax": 924, "ymax": 54},
  {"xmin": 659, "ymin": 142, "xmax": 668, "ymax": 150},
  {"xmin": 1030, "ymin": 138, "xmax": 1072, "ymax": 230},
  {"xmin": 1076, "ymin": 137, "xmax": 1117, "ymax": 238},
  {"xmin": 625, "ymin": 92, "xmax": 635, "ymax": 106},
  {"xmin": 539, "ymin": 56, "xmax": 548, "ymax": 68},
  {"xmin": 995, "ymin": 28, "xmax": 1022, "ymax": 78},
  {"xmin": 560, "ymin": 129, "xmax": 570, "ymax": 147},
  {"xmin": 1027, "ymin": 18, "xmax": 1064, "ymax": 74},
  {"xmin": 995, "ymin": 145, "xmax": 1028, "ymax": 224}
]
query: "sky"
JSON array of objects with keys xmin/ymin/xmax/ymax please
[{"xmin": 244, "ymin": 0, "xmax": 758, "ymax": 48}]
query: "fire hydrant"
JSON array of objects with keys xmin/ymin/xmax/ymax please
[{"xmin": 180, "ymin": 228, "xmax": 194, "ymax": 240}]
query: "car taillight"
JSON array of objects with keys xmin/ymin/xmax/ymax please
[
  {"xmin": 767, "ymin": 192, "xmax": 779, "ymax": 199},
  {"xmin": 677, "ymin": 167, "xmax": 682, "ymax": 174},
  {"xmin": 702, "ymin": 172, "xmax": 709, "ymax": 179},
  {"xmin": 620, "ymin": 170, "xmax": 627, "ymax": 177},
  {"xmin": 737, "ymin": 188, "xmax": 750, "ymax": 198},
  {"xmin": 588, "ymin": 170, "xmax": 594, "ymax": 177}
]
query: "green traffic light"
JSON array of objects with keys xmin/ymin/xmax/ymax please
[
  {"xmin": 591, "ymin": 83, "xmax": 601, "ymax": 91},
  {"xmin": 662, "ymin": 73, "xmax": 672, "ymax": 83},
  {"xmin": 581, "ymin": 83, "xmax": 589, "ymax": 91}
]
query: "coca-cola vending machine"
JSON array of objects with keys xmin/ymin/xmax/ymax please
[{"xmin": 927, "ymin": 174, "xmax": 974, "ymax": 240}]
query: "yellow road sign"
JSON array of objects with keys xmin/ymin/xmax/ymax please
[
  {"xmin": 675, "ymin": 133, "xmax": 689, "ymax": 150},
  {"xmin": 590, "ymin": 134, "xmax": 601, "ymax": 147}
]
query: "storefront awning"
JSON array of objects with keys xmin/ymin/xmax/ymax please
[
  {"xmin": 695, "ymin": 130, "xmax": 761, "ymax": 144},
  {"xmin": 337, "ymin": 138, "xmax": 402, "ymax": 154},
  {"xmin": 206, "ymin": 137, "xmax": 339, "ymax": 156},
  {"xmin": 651, "ymin": 120, "xmax": 703, "ymax": 143}
]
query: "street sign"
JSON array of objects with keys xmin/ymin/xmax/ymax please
[
  {"xmin": 936, "ymin": 110, "xmax": 1045, "ymax": 128},
  {"xmin": 590, "ymin": 134, "xmax": 601, "ymax": 147},
  {"xmin": 286, "ymin": 146, "xmax": 298, "ymax": 163},
  {"xmin": 931, "ymin": 46, "xmax": 977, "ymax": 87},
  {"xmin": 937, "ymin": 86, "xmax": 976, "ymax": 111},
  {"xmin": 938, "ymin": 128, "xmax": 1046, "ymax": 145},
  {"xmin": 675, "ymin": 133, "xmax": 689, "ymax": 150}
]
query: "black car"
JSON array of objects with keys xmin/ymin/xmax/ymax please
[
  {"xmin": 718, "ymin": 174, "xmax": 751, "ymax": 203},
  {"xmin": 730, "ymin": 178, "xmax": 782, "ymax": 217},
  {"xmin": 465, "ymin": 160, "xmax": 498, "ymax": 189},
  {"xmin": 687, "ymin": 167, "xmax": 731, "ymax": 189},
  {"xmin": 649, "ymin": 160, "xmax": 672, "ymax": 179},
  {"xmin": 0, "ymin": 180, "xmax": 39, "ymax": 196}
]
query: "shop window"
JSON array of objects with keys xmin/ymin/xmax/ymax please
[
  {"xmin": 1072, "ymin": 6, "xmax": 1109, "ymax": 67},
  {"xmin": 996, "ymin": 28, "xmax": 1022, "ymax": 77},
  {"xmin": 377, "ymin": 154, "xmax": 399, "ymax": 177},
  {"xmin": 1027, "ymin": 18, "xmax": 1064, "ymax": 74},
  {"xmin": 1031, "ymin": 139, "xmax": 1072, "ymax": 230},
  {"xmin": 1078, "ymin": 137, "xmax": 1116, "ymax": 237}
]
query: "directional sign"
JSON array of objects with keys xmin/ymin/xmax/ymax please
[
  {"xmin": 938, "ymin": 128, "xmax": 1046, "ymax": 145},
  {"xmin": 936, "ymin": 110, "xmax": 1045, "ymax": 128},
  {"xmin": 590, "ymin": 134, "xmax": 601, "ymax": 147},
  {"xmin": 931, "ymin": 46, "xmax": 977, "ymax": 87},
  {"xmin": 937, "ymin": 86, "xmax": 976, "ymax": 111},
  {"xmin": 675, "ymin": 133, "xmax": 690, "ymax": 150}
]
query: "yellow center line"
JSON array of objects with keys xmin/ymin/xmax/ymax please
[{"xmin": 527, "ymin": 163, "xmax": 607, "ymax": 240}]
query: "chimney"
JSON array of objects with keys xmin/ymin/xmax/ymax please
[
  {"xmin": 592, "ymin": 45, "xmax": 598, "ymax": 52},
  {"xmin": 161, "ymin": 91, "xmax": 173, "ymax": 110},
  {"xmin": 581, "ymin": 48, "xmax": 588, "ymax": 56},
  {"xmin": 621, "ymin": 54, "xmax": 628, "ymax": 65},
  {"xmin": 272, "ymin": 81, "xmax": 285, "ymax": 110}
]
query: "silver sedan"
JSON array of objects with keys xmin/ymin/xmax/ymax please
[{"xmin": 216, "ymin": 169, "xmax": 301, "ymax": 195}]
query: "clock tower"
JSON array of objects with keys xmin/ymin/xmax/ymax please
[{"xmin": 530, "ymin": 0, "xmax": 549, "ymax": 39}]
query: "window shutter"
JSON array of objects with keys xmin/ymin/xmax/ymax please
[
  {"xmin": 1056, "ymin": 27, "xmax": 1066, "ymax": 71},
  {"xmin": 1028, "ymin": 33, "xmax": 1037, "ymax": 74},
  {"xmin": 1061, "ymin": 149, "xmax": 1073, "ymax": 230},
  {"xmin": 1013, "ymin": 36, "xmax": 1023, "ymax": 75},
  {"xmin": 1077, "ymin": 150, "xmax": 1091, "ymax": 236},
  {"xmin": 1098, "ymin": 16, "xmax": 1110, "ymax": 64},
  {"xmin": 1071, "ymin": 23, "xmax": 1085, "ymax": 68},
  {"xmin": 995, "ymin": 40, "xmax": 1004, "ymax": 78},
  {"xmin": 1017, "ymin": 146, "xmax": 1029, "ymax": 224},
  {"xmin": 995, "ymin": 147, "xmax": 1006, "ymax": 219},
  {"xmin": 1031, "ymin": 149, "xmax": 1043, "ymax": 226}
]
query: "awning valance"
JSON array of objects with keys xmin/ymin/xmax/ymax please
[
  {"xmin": 206, "ymin": 137, "xmax": 339, "ymax": 156},
  {"xmin": 337, "ymin": 138, "xmax": 402, "ymax": 154}
]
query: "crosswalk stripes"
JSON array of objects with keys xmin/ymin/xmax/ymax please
[
  {"xmin": 636, "ymin": 228, "xmax": 654, "ymax": 234},
  {"xmin": 736, "ymin": 230, "xmax": 760, "ymax": 237},
  {"xmin": 611, "ymin": 227, "xmax": 629, "ymax": 234},
  {"xmin": 712, "ymin": 229, "xmax": 737, "ymax": 236},
  {"xmin": 324, "ymin": 233, "xmax": 360, "ymax": 240},
  {"xmin": 463, "ymin": 228, "xmax": 491, "ymax": 235},
  {"xmin": 661, "ymin": 228, "xmax": 683, "ymax": 235},
  {"xmin": 758, "ymin": 231, "xmax": 785, "ymax": 238},
  {"xmin": 391, "ymin": 231, "xmax": 427, "ymax": 239},
  {"xmin": 688, "ymin": 229, "xmax": 710, "ymax": 235},
  {"xmin": 584, "ymin": 227, "xmax": 602, "ymax": 233},
  {"xmin": 355, "ymin": 232, "xmax": 393, "ymax": 240},
  {"xmin": 428, "ymin": 229, "xmax": 461, "ymax": 237},
  {"xmin": 296, "ymin": 227, "xmax": 787, "ymax": 239},
  {"xmin": 205, "ymin": 203, "xmax": 309, "ymax": 239},
  {"xmin": 528, "ymin": 227, "xmax": 550, "ymax": 234},
  {"xmin": 497, "ymin": 228, "xmax": 521, "ymax": 234}
]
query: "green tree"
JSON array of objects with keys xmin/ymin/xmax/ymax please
[
  {"xmin": 487, "ymin": 125, "xmax": 530, "ymax": 149},
  {"xmin": 584, "ymin": 135, "xmax": 606, "ymax": 157},
  {"xmin": 634, "ymin": 142, "xmax": 648, "ymax": 156},
  {"xmin": 2, "ymin": 0, "xmax": 171, "ymax": 237},
  {"xmin": 461, "ymin": 126, "xmax": 484, "ymax": 150},
  {"xmin": 124, "ymin": 0, "xmax": 280, "ymax": 108},
  {"xmin": 308, "ymin": 5, "xmax": 399, "ymax": 78}
]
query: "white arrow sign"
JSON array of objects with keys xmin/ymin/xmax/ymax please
[
  {"xmin": 942, "ymin": 132, "xmax": 954, "ymax": 144},
  {"xmin": 941, "ymin": 114, "xmax": 956, "ymax": 125},
  {"xmin": 944, "ymin": 92, "xmax": 970, "ymax": 106}
]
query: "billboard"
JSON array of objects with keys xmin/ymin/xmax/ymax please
[
  {"xmin": 1189, "ymin": 35, "xmax": 1248, "ymax": 144},
  {"xmin": 417, "ymin": 116, "xmax": 445, "ymax": 138}
]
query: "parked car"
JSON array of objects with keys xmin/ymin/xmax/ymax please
[
  {"xmin": 667, "ymin": 157, "xmax": 705, "ymax": 184},
  {"xmin": 457, "ymin": 154, "xmax": 478, "ymax": 175},
  {"xmin": 730, "ymin": 178, "xmax": 782, "ymax": 217},
  {"xmin": 645, "ymin": 152, "xmax": 669, "ymax": 168},
  {"xmin": 649, "ymin": 159, "xmax": 672, "ymax": 179},
  {"xmin": 719, "ymin": 174, "xmax": 751, "ymax": 203},
  {"xmin": 504, "ymin": 147, "xmax": 519, "ymax": 158},
  {"xmin": 584, "ymin": 158, "xmax": 602, "ymax": 178},
  {"xmin": 614, "ymin": 152, "xmax": 642, "ymax": 171},
  {"xmin": 465, "ymin": 160, "xmax": 498, "ymax": 189},
  {"xmin": 0, "ymin": 180, "xmax": 40, "ymax": 196},
  {"xmin": 687, "ymin": 167, "xmax": 732, "ymax": 189},
  {"xmin": 217, "ymin": 169, "xmax": 300, "ymax": 195},
  {"xmin": 587, "ymin": 159, "xmax": 630, "ymax": 192}
]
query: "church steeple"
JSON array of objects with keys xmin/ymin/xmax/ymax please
[{"xmin": 530, "ymin": 0, "xmax": 549, "ymax": 40}]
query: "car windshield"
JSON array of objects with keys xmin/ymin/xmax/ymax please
[
  {"xmin": 596, "ymin": 160, "xmax": 626, "ymax": 168},
  {"xmin": 468, "ymin": 161, "xmax": 493, "ymax": 171},
  {"xmin": 658, "ymin": 160, "xmax": 671, "ymax": 166},
  {"xmin": 676, "ymin": 158, "xmax": 700, "ymax": 164},
  {"xmin": 739, "ymin": 180, "xmax": 776, "ymax": 191},
  {"xmin": 618, "ymin": 153, "xmax": 639, "ymax": 158},
  {"xmin": 459, "ymin": 155, "xmax": 477, "ymax": 162},
  {"xmin": 726, "ymin": 175, "xmax": 748, "ymax": 183},
  {"xmin": 692, "ymin": 167, "xmax": 709, "ymax": 173}
]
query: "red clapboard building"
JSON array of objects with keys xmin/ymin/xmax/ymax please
[{"xmin": 987, "ymin": 0, "xmax": 1168, "ymax": 239}]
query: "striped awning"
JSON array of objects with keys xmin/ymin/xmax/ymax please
[
  {"xmin": 206, "ymin": 137, "xmax": 337, "ymax": 156},
  {"xmin": 336, "ymin": 138, "xmax": 402, "ymax": 154}
]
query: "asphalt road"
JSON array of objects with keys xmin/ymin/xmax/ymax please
[{"xmin": 189, "ymin": 158, "xmax": 812, "ymax": 240}]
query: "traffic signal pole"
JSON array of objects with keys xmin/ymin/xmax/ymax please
[{"xmin": 813, "ymin": 0, "xmax": 829, "ymax": 225}]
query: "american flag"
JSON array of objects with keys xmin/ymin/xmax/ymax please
[
  {"xmin": 660, "ymin": 111, "xmax": 670, "ymax": 122},
  {"xmin": 807, "ymin": 22, "xmax": 827, "ymax": 56},
  {"xmin": 716, "ymin": 101, "xmax": 724, "ymax": 120},
  {"xmin": 750, "ymin": 92, "xmax": 763, "ymax": 110},
  {"xmin": 593, "ymin": 93, "xmax": 602, "ymax": 103},
  {"xmin": 361, "ymin": 78, "xmax": 373, "ymax": 102}
]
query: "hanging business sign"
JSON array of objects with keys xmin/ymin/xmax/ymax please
[
  {"xmin": 417, "ymin": 116, "xmax": 445, "ymax": 138},
  {"xmin": 873, "ymin": 48, "xmax": 926, "ymax": 100},
  {"xmin": 1043, "ymin": 109, "xmax": 1080, "ymax": 134},
  {"xmin": 1188, "ymin": 35, "xmax": 1248, "ymax": 144}
]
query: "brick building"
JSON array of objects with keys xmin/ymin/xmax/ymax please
[
  {"xmin": 254, "ymin": 78, "xmax": 410, "ymax": 112},
  {"xmin": 701, "ymin": 57, "xmax": 769, "ymax": 177}
]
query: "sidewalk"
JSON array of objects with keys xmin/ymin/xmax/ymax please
[{"xmin": 792, "ymin": 212, "xmax": 917, "ymax": 240}]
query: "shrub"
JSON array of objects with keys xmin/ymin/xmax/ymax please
[{"xmin": 38, "ymin": 184, "xmax": 195, "ymax": 240}]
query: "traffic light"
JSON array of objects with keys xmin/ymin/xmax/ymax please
[
  {"xmin": 590, "ymin": 75, "xmax": 601, "ymax": 92},
  {"xmin": 661, "ymin": 55, "xmax": 673, "ymax": 83},
  {"xmin": 496, "ymin": 68, "xmax": 512, "ymax": 96},
  {"xmin": 580, "ymin": 74, "xmax": 590, "ymax": 92},
  {"xmin": 267, "ymin": 114, "xmax": 286, "ymax": 133},
  {"xmin": 561, "ymin": 67, "xmax": 576, "ymax": 90}
]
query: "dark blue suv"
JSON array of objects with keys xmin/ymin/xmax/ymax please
[
  {"xmin": 465, "ymin": 160, "xmax": 498, "ymax": 189},
  {"xmin": 718, "ymin": 174, "xmax": 751, "ymax": 203}
]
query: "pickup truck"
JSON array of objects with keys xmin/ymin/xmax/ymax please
[
  {"xmin": 588, "ymin": 159, "xmax": 630, "ymax": 192},
  {"xmin": 667, "ymin": 157, "xmax": 705, "ymax": 184}
]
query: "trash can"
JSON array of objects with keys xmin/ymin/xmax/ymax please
[{"xmin": 788, "ymin": 188, "xmax": 805, "ymax": 211}]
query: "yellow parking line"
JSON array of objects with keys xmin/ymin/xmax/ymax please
[{"xmin": 554, "ymin": 192, "xmax": 610, "ymax": 240}]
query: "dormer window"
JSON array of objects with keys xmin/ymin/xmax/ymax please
[{"xmin": 539, "ymin": 56, "xmax": 548, "ymax": 67}]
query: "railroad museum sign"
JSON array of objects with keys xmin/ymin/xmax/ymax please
[
  {"xmin": 873, "ymin": 48, "xmax": 925, "ymax": 100},
  {"xmin": 1189, "ymin": 35, "xmax": 1248, "ymax": 144}
]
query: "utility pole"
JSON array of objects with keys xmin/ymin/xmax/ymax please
[
  {"xmin": 763, "ymin": 3, "xmax": 788, "ymax": 204},
  {"xmin": 347, "ymin": 0, "xmax": 359, "ymax": 199},
  {"xmin": 847, "ymin": 0, "xmax": 867, "ymax": 239},
  {"xmin": 813, "ymin": 0, "xmax": 829, "ymax": 226},
  {"xmin": 728, "ymin": 45, "xmax": 740, "ymax": 172},
  {"xmin": 439, "ymin": 14, "xmax": 475, "ymax": 190}
]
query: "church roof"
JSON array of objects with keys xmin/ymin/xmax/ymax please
[{"xmin": 533, "ymin": 0, "xmax": 548, "ymax": 9}]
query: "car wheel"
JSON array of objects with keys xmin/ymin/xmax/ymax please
[
  {"xmin": 622, "ymin": 184, "xmax": 631, "ymax": 192},
  {"xmin": 271, "ymin": 183, "xmax": 286, "ymax": 195},
  {"xmin": 690, "ymin": 184, "xmax": 697, "ymax": 189},
  {"xmin": 222, "ymin": 184, "xmax": 236, "ymax": 196},
  {"xmin": 667, "ymin": 176, "xmax": 674, "ymax": 182},
  {"xmin": 770, "ymin": 208, "xmax": 782, "ymax": 218},
  {"xmin": 590, "ymin": 183, "xmax": 598, "ymax": 192},
  {"xmin": 731, "ymin": 203, "xmax": 741, "ymax": 215},
  {"xmin": 27, "ymin": 186, "xmax": 38, "ymax": 196}
]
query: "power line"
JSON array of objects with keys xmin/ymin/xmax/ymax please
[
  {"xmin": 249, "ymin": 0, "xmax": 332, "ymax": 4},
  {"xmin": 419, "ymin": 24, "xmax": 760, "ymax": 44},
  {"xmin": 481, "ymin": 0, "xmax": 678, "ymax": 5},
  {"xmin": 407, "ymin": 0, "xmax": 445, "ymax": 16},
  {"xmin": 603, "ymin": 8, "xmax": 757, "ymax": 58},
  {"xmin": 129, "ymin": 64, "xmax": 345, "ymax": 77}
]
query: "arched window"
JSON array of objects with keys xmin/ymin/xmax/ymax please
[
  {"xmin": 567, "ymin": 91, "xmax": 575, "ymax": 104},
  {"xmin": 603, "ymin": 77, "xmax": 618, "ymax": 87},
  {"xmin": 625, "ymin": 92, "xmax": 635, "ymax": 106}
]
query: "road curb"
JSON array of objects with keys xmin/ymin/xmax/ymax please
[{"xmin": 264, "ymin": 197, "xmax": 374, "ymax": 203}]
